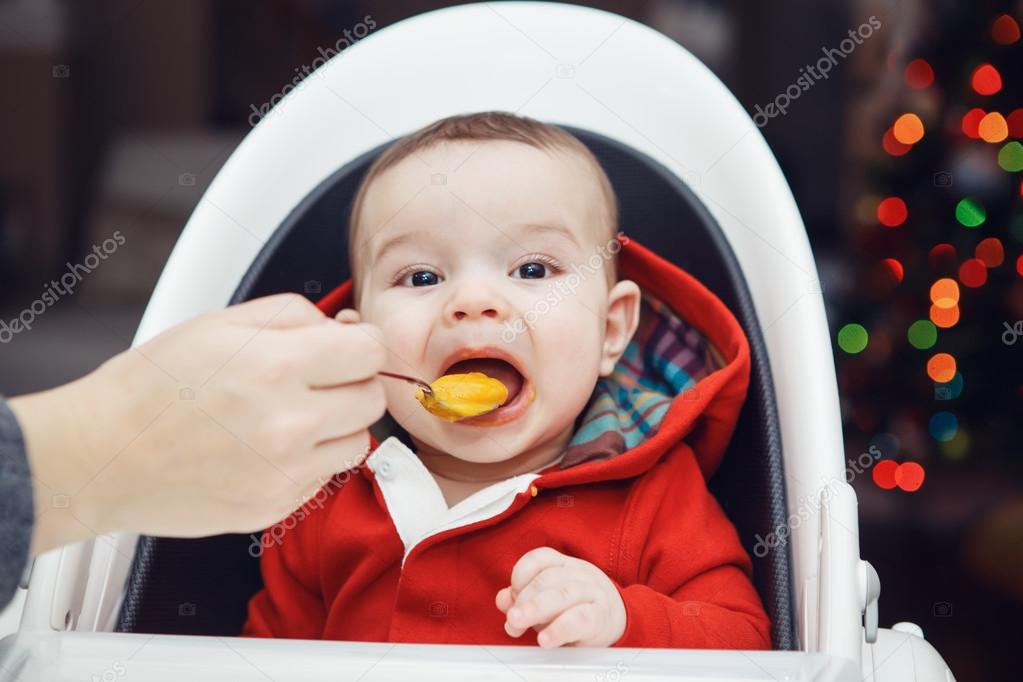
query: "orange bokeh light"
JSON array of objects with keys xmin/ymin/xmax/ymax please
[
  {"xmin": 927, "ymin": 353, "xmax": 957, "ymax": 383},
  {"xmin": 930, "ymin": 303, "xmax": 960, "ymax": 328},
  {"xmin": 893, "ymin": 113, "xmax": 925, "ymax": 144},
  {"xmin": 979, "ymin": 112, "xmax": 1009, "ymax": 142},
  {"xmin": 930, "ymin": 278, "xmax": 960, "ymax": 308}
]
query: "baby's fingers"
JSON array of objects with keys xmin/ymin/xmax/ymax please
[
  {"xmin": 535, "ymin": 602, "xmax": 601, "ymax": 649},
  {"xmin": 495, "ymin": 586, "xmax": 516, "ymax": 614},
  {"xmin": 506, "ymin": 579, "xmax": 591, "ymax": 634},
  {"xmin": 335, "ymin": 308, "xmax": 360, "ymax": 323}
]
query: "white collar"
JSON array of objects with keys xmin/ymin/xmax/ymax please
[{"xmin": 365, "ymin": 436, "xmax": 541, "ymax": 564}]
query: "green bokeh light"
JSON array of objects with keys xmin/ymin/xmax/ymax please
[
  {"xmin": 838, "ymin": 323, "xmax": 869, "ymax": 354},
  {"xmin": 955, "ymin": 197, "xmax": 986, "ymax": 227},
  {"xmin": 998, "ymin": 141, "xmax": 1023, "ymax": 172},
  {"xmin": 908, "ymin": 320, "xmax": 938, "ymax": 349}
]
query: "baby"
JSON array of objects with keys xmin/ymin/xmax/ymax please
[{"xmin": 242, "ymin": 111, "xmax": 772, "ymax": 649}]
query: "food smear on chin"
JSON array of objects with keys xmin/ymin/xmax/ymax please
[{"xmin": 415, "ymin": 372, "xmax": 509, "ymax": 421}]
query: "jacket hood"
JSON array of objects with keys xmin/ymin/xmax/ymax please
[{"xmin": 315, "ymin": 234, "xmax": 750, "ymax": 483}]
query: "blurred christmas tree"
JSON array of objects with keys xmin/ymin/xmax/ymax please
[{"xmin": 837, "ymin": 4, "xmax": 1023, "ymax": 491}]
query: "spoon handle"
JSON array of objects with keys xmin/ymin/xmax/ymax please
[{"xmin": 378, "ymin": 371, "xmax": 433, "ymax": 395}]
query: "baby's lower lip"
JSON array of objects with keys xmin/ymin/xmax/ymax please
[{"xmin": 457, "ymin": 380, "xmax": 535, "ymax": 426}]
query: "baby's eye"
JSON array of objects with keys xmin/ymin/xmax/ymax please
[
  {"xmin": 515, "ymin": 262, "xmax": 548, "ymax": 279},
  {"xmin": 400, "ymin": 270, "xmax": 443, "ymax": 287}
]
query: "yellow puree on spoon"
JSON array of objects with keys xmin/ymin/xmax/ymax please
[{"xmin": 415, "ymin": 372, "xmax": 509, "ymax": 422}]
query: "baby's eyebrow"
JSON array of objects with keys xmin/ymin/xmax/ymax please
[
  {"xmin": 508, "ymin": 222, "xmax": 580, "ymax": 248},
  {"xmin": 370, "ymin": 231, "xmax": 429, "ymax": 263}
]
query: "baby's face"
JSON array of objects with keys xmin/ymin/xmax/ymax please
[{"xmin": 354, "ymin": 140, "xmax": 634, "ymax": 464}]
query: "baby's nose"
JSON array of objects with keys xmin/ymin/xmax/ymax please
[{"xmin": 444, "ymin": 282, "xmax": 509, "ymax": 322}]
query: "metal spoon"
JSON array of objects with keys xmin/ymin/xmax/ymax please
[{"xmin": 378, "ymin": 370, "xmax": 434, "ymax": 396}]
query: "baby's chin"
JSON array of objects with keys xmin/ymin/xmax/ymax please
[{"xmin": 391, "ymin": 386, "xmax": 586, "ymax": 464}]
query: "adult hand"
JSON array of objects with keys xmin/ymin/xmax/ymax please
[{"xmin": 9, "ymin": 293, "xmax": 387, "ymax": 555}]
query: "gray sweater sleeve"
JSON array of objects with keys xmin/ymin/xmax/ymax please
[{"xmin": 0, "ymin": 396, "xmax": 34, "ymax": 609}]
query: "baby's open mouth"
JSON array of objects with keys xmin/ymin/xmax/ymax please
[{"xmin": 441, "ymin": 358, "xmax": 524, "ymax": 405}]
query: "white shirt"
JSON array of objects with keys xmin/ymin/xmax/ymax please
[{"xmin": 365, "ymin": 436, "xmax": 545, "ymax": 565}]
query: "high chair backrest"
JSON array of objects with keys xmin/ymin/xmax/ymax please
[{"xmin": 43, "ymin": 1, "xmax": 851, "ymax": 655}]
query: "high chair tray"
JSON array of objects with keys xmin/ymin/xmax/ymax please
[{"xmin": 0, "ymin": 631, "xmax": 857, "ymax": 681}]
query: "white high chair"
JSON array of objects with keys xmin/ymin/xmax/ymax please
[{"xmin": 0, "ymin": 3, "xmax": 955, "ymax": 680}]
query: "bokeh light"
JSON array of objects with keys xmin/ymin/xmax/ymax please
[
  {"xmin": 908, "ymin": 319, "xmax": 938, "ymax": 349},
  {"xmin": 930, "ymin": 278, "xmax": 960, "ymax": 308},
  {"xmin": 893, "ymin": 113, "xmax": 925, "ymax": 144},
  {"xmin": 955, "ymin": 197, "xmax": 986, "ymax": 227},
  {"xmin": 929, "ymin": 411, "xmax": 959, "ymax": 442},
  {"xmin": 992, "ymin": 14, "xmax": 1021, "ymax": 44},
  {"xmin": 962, "ymin": 108, "xmax": 985, "ymax": 138},
  {"xmin": 939, "ymin": 428, "xmax": 971, "ymax": 459},
  {"xmin": 971, "ymin": 63, "xmax": 1002, "ymax": 95},
  {"xmin": 838, "ymin": 323, "xmax": 869, "ymax": 353},
  {"xmin": 979, "ymin": 111, "xmax": 1009, "ymax": 142},
  {"xmin": 927, "ymin": 352, "xmax": 957, "ymax": 382},
  {"xmin": 880, "ymin": 257, "xmax": 904, "ymax": 283},
  {"xmin": 882, "ymin": 127, "xmax": 912, "ymax": 156},
  {"xmin": 877, "ymin": 197, "xmax": 908, "ymax": 226},
  {"xmin": 1007, "ymin": 109, "xmax": 1023, "ymax": 137},
  {"xmin": 998, "ymin": 141, "xmax": 1023, "ymax": 172},
  {"xmin": 895, "ymin": 462, "xmax": 926, "ymax": 492},
  {"xmin": 928, "ymin": 243, "xmax": 957, "ymax": 270},
  {"xmin": 930, "ymin": 303, "xmax": 961, "ymax": 328},
  {"xmin": 904, "ymin": 58, "xmax": 934, "ymax": 88},
  {"xmin": 959, "ymin": 258, "xmax": 988, "ymax": 288},
  {"xmin": 975, "ymin": 237, "xmax": 1004, "ymax": 267},
  {"xmin": 872, "ymin": 459, "xmax": 899, "ymax": 489},
  {"xmin": 934, "ymin": 371, "xmax": 964, "ymax": 400}
]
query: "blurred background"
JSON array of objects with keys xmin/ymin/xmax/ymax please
[{"xmin": 0, "ymin": 1, "xmax": 1020, "ymax": 679}]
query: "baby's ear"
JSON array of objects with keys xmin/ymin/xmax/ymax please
[{"xmin": 599, "ymin": 280, "xmax": 641, "ymax": 376}]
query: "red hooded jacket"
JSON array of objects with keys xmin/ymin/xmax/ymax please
[{"xmin": 241, "ymin": 235, "xmax": 772, "ymax": 649}]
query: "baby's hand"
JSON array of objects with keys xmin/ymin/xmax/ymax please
[
  {"xmin": 495, "ymin": 547, "xmax": 626, "ymax": 648},
  {"xmin": 335, "ymin": 308, "xmax": 360, "ymax": 324}
]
